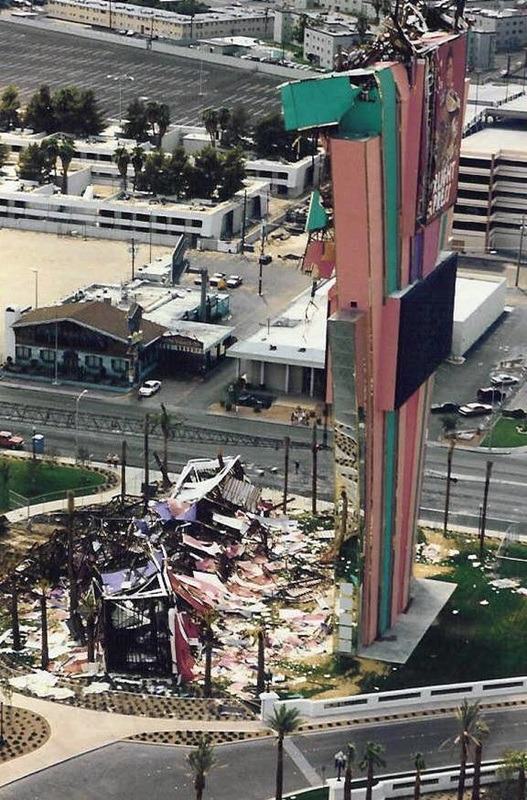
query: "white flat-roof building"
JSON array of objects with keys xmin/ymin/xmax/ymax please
[
  {"xmin": 303, "ymin": 23, "xmax": 359, "ymax": 70},
  {"xmin": 227, "ymin": 278, "xmax": 333, "ymax": 397},
  {"xmin": 467, "ymin": 8, "xmax": 527, "ymax": 51},
  {"xmin": 46, "ymin": 0, "xmax": 273, "ymax": 41},
  {"xmin": 451, "ymin": 273, "xmax": 507, "ymax": 358}
]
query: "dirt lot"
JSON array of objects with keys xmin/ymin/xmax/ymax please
[{"xmin": 0, "ymin": 229, "xmax": 171, "ymax": 359}]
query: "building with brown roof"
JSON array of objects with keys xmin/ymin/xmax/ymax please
[{"xmin": 8, "ymin": 301, "xmax": 167, "ymax": 387}]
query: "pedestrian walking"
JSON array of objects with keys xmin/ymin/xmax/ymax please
[{"xmin": 294, "ymin": 460, "xmax": 300, "ymax": 474}]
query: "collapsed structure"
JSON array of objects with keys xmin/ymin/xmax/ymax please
[
  {"xmin": 5, "ymin": 457, "xmax": 333, "ymax": 693},
  {"xmin": 282, "ymin": 1, "xmax": 468, "ymax": 653}
]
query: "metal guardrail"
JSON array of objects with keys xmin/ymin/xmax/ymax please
[{"xmin": 0, "ymin": 401, "xmax": 312, "ymax": 450}]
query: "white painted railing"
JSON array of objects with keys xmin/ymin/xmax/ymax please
[
  {"xmin": 327, "ymin": 761, "xmax": 503, "ymax": 799},
  {"xmin": 260, "ymin": 674, "xmax": 527, "ymax": 720}
]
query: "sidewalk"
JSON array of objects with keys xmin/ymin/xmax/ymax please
[{"xmin": 0, "ymin": 691, "xmax": 264, "ymax": 788}]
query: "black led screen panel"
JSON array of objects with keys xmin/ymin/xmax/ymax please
[{"xmin": 394, "ymin": 253, "xmax": 457, "ymax": 409}]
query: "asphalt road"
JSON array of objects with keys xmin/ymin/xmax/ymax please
[
  {"xmin": 1, "ymin": 706, "xmax": 526, "ymax": 799},
  {"xmin": 0, "ymin": 18, "xmax": 281, "ymax": 124}
]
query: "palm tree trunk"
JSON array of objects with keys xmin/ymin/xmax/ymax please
[
  {"xmin": 62, "ymin": 169, "xmax": 68, "ymax": 195},
  {"xmin": 11, "ymin": 580, "xmax": 21, "ymax": 651},
  {"xmin": 344, "ymin": 763, "xmax": 352, "ymax": 800},
  {"xmin": 457, "ymin": 739, "xmax": 467, "ymax": 800},
  {"xmin": 275, "ymin": 735, "xmax": 284, "ymax": 800},
  {"xmin": 471, "ymin": 741, "xmax": 482, "ymax": 800},
  {"xmin": 87, "ymin": 616, "xmax": 95, "ymax": 662},
  {"xmin": 414, "ymin": 770, "xmax": 421, "ymax": 800},
  {"xmin": 366, "ymin": 763, "xmax": 374, "ymax": 800},
  {"xmin": 204, "ymin": 626, "xmax": 212, "ymax": 698},
  {"xmin": 256, "ymin": 629, "xmax": 265, "ymax": 695},
  {"xmin": 519, "ymin": 766, "xmax": 526, "ymax": 800},
  {"xmin": 195, "ymin": 774, "xmax": 204, "ymax": 800},
  {"xmin": 40, "ymin": 592, "xmax": 49, "ymax": 670}
]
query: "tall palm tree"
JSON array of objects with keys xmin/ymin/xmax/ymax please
[
  {"xmin": 131, "ymin": 145, "xmax": 145, "ymax": 192},
  {"xmin": 266, "ymin": 706, "xmax": 303, "ymax": 800},
  {"xmin": 343, "ymin": 743, "xmax": 356, "ymax": 800},
  {"xmin": 471, "ymin": 721, "xmax": 489, "ymax": 800},
  {"xmin": 43, "ymin": 136, "xmax": 60, "ymax": 181},
  {"xmin": 202, "ymin": 611, "xmax": 217, "ymax": 699},
  {"xmin": 453, "ymin": 700, "xmax": 481, "ymax": 800},
  {"xmin": 413, "ymin": 753, "xmax": 426, "ymax": 800},
  {"xmin": 501, "ymin": 750, "xmax": 527, "ymax": 800},
  {"xmin": 155, "ymin": 103, "xmax": 170, "ymax": 147},
  {"xmin": 256, "ymin": 625, "xmax": 266, "ymax": 696},
  {"xmin": 359, "ymin": 742, "xmax": 386, "ymax": 800},
  {"xmin": 113, "ymin": 145, "xmax": 130, "ymax": 192},
  {"xmin": 37, "ymin": 578, "xmax": 51, "ymax": 669},
  {"xmin": 202, "ymin": 108, "xmax": 218, "ymax": 147},
  {"xmin": 10, "ymin": 576, "xmax": 21, "ymax": 652},
  {"xmin": 187, "ymin": 736, "xmax": 216, "ymax": 800},
  {"xmin": 58, "ymin": 136, "xmax": 75, "ymax": 195}
]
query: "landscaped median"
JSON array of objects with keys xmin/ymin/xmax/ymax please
[
  {"xmin": 481, "ymin": 416, "xmax": 527, "ymax": 449},
  {"xmin": 0, "ymin": 454, "xmax": 113, "ymax": 513}
]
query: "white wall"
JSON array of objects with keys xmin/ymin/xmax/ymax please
[{"xmin": 451, "ymin": 277, "xmax": 507, "ymax": 357}]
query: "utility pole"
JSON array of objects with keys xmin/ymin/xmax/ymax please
[
  {"xmin": 311, "ymin": 420, "xmax": 318, "ymax": 514},
  {"xmin": 11, "ymin": 577, "xmax": 21, "ymax": 652},
  {"xmin": 67, "ymin": 491, "xmax": 78, "ymax": 619},
  {"xmin": 131, "ymin": 237, "xmax": 136, "ymax": 281},
  {"xmin": 143, "ymin": 413, "xmax": 150, "ymax": 514},
  {"xmin": 121, "ymin": 439, "xmax": 127, "ymax": 506},
  {"xmin": 443, "ymin": 439, "xmax": 455, "ymax": 538},
  {"xmin": 283, "ymin": 435, "xmax": 290, "ymax": 513},
  {"xmin": 240, "ymin": 190, "xmax": 248, "ymax": 255},
  {"xmin": 479, "ymin": 460, "xmax": 493, "ymax": 558},
  {"xmin": 516, "ymin": 214, "xmax": 526, "ymax": 287}
]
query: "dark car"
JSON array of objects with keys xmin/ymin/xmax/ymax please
[
  {"xmin": 477, "ymin": 387, "xmax": 506, "ymax": 403},
  {"xmin": 430, "ymin": 402, "xmax": 459, "ymax": 415},
  {"xmin": 503, "ymin": 408, "xmax": 527, "ymax": 419},
  {"xmin": 237, "ymin": 392, "xmax": 273, "ymax": 409}
]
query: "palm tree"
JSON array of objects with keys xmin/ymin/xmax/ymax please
[
  {"xmin": 187, "ymin": 736, "xmax": 216, "ymax": 800},
  {"xmin": 500, "ymin": 750, "xmax": 527, "ymax": 800},
  {"xmin": 131, "ymin": 145, "xmax": 145, "ymax": 191},
  {"xmin": 78, "ymin": 585, "xmax": 99, "ymax": 662},
  {"xmin": 471, "ymin": 721, "xmax": 489, "ymax": 800},
  {"xmin": 113, "ymin": 145, "xmax": 130, "ymax": 192},
  {"xmin": 256, "ymin": 625, "xmax": 266, "ymax": 695},
  {"xmin": 202, "ymin": 611, "xmax": 217, "ymax": 699},
  {"xmin": 343, "ymin": 743, "xmax": 356, "ymax": 800},
  {"xmin": 58, "ymin": 136, "xmax": 75, "ymax": 194},
  {"xmin": 266, "ymin": 706, "xmax": 303, "ymax": 800},
  {"xmin": 452, "ymin": 699, "xmax": 481, "ymax": 800},
  {"xmin": 359, "ymin": 742, "xmax": 386, "ymax": 800},
  {"xmin": 202, "ymin": 108, "xmax": 218, "ymax": 147},
  {"xmin": 155, "ymin": 103, "xmax": 170, "ymax": 147},
  {"xmin": 10, "ymin": 576, "xmax": 21, "ymax": 652},
  {"xmin": 37, "ymin": 578, "xmax": 51, "ymax": 669},
  {"xmin": 43, "ymin": 136, "xmax": 60, "ymax": 181},
  {"xmin": 413, "ymin": 753, "xmax": 426, "ymax": 800}
]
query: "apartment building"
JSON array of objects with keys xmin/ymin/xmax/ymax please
[
  {"xmin": 467, "ymin": 8, "xmax": 527, "ymax": 51},
  {"xmin": 303, "ymin": 23, "xmax": 359, "ymax": 69},
  {"xmin": 46, "ymin": 0, "xmax": 273, "ymax": 41}
]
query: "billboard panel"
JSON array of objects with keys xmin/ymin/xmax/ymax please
[
  {"xmin": 426, "ymin": 36, "xmax": 467, "ymax": 221},
  {"xmin": 394, "ymin": 252, "xmax": 457, "ymax": 409}
]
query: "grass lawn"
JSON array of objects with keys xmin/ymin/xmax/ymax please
[
  {"xmin": 480, "ymin": 417, "xmax": 527, "ymax": 448},
  {"xmin": 0, "ymin": 457, "xmax": 105, "ymax": 512}
]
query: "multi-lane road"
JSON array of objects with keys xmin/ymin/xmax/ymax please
[
  {"xmin": 1, "ymin": 382, "xmax": 527, "ymax": 522},
  {"xmin": 0, "ymin": 705, "xmax": 526, "ymax": 799}
]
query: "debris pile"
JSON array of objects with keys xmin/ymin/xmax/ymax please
[{"xmin": 2, "ymin": 456, "xmax": 334, "ymax": 699}]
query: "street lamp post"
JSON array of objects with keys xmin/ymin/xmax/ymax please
[
  {"xmin": 107, "ymin": 74, "xmax": 134, "ymax": 128},
  {"xmin": 75, "ymin": 389, "xmax": 88, "ymax": 457},
  {"xmin": 31, "ymin": 268, "xmax": 39, "ymax": 309},
  {"xmin": 516, "ymin": 214, "xmax": 527, "ymax": 287},
  {"xmin": 334, "ymin": 750, "xmax": 346, "ymax": 782}
]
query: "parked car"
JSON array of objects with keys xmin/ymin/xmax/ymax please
[
  {"xmin": 226, "ymin": 275, "xmax": 243, "ymax": 288},
  {"xmin": 503, "ymin": 408, "xmax": 526, "ymax": 419},
  {"xmin": 430, "ymin": 402, "xmax": 459, "ymax": 415},
  {"xmin": 259, "ymin": 254, "xmax": 272, "ymax": 265},
  {"xmin": 138, "ymin": 380, "xmax": 162, "ymax": 398},
  {"xmin": 458, "ymin": 403, "xmax": 493, "ymax": 417},
  {"xmin": 237, "ymin": 392, "xmax": 273, "ymax": 409},
  {"xmin": 490, "ymin": 373, "xmax": 519, "ymax": 386},
  {"xmin": 0, "ymin": 430, "xmax": 24, "ymax": 450},
  {"xmin": 477, "ymin": 387, "xmax": 506, "ymax": 403}
]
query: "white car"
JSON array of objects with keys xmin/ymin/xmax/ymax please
[
  {"xmin": 138, "ymin": 380, "xmax": 162, "ymax": 398},
  {"xmin": 490, "ymin": 373, "xmax": 519, "ymax": 386},
  {"xmin": 458, "ymin": 402, "xmax": 493, "ymax": 417},
  {"xmin": 226, "ymin": 275, "xmax": 243, "ymax": 288}
]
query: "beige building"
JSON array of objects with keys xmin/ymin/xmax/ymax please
[{"xmin": 46, "ymin": 0, "xmax": 273, "ymax": 41}]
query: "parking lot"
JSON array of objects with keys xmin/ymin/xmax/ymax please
[
  {"xmin": 0, "ymin": 18, "xmax": 281, "ymax": 124},
  {"xmin": 429, "ymin": 302, "xmax": 527, "ymax": 440}
]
